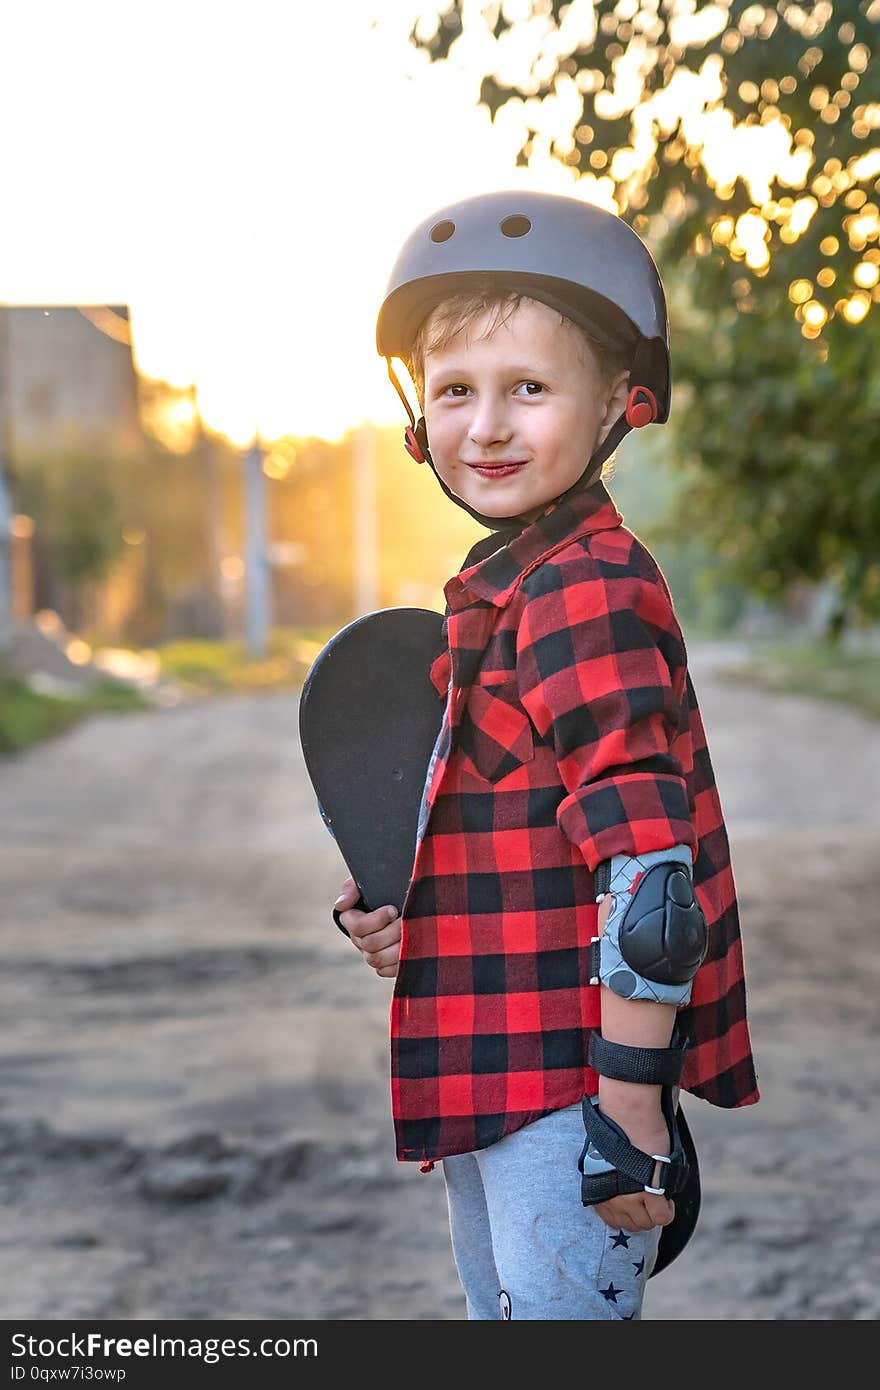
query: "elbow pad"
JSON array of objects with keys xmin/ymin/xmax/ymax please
[{"xmin": 589, "ymin": 845, "xmax": 707, "ymax": 1006}]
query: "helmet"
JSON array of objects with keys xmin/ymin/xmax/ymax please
[{"xmin": 376, "ymin": 189, "xmax": 671, "ymax": 531}]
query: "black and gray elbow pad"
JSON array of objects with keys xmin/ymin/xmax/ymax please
[{"xmin": 590, "ymin": 846, "xmax": 708, "ymax": 1006}]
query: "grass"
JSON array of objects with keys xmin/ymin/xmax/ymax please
[
  {"xmin": 720, "ymin": 639, "xmax": 880, "ymax": 721},
  {"xmin": 1, "ymin": 626, "xmax": 336, "ymax": 755},
  {"xmin": 156, "ymin": 628, "xmax": 335, "ymax": 696},
  {"xmin": 0, "ymin": 676, "xmax": 150, "ymax": 756}
]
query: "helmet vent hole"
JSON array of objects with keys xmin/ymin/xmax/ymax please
[
  {"xmin": 430, "ymin": 220, "xmax": 456, "ymax": 243},
  {"xmin": 500, "ymin": 214, "xmax": 532, "ymax": 238}
]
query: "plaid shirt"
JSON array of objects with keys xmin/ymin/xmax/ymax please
[{"xmin": 391, "ymin": 479, "xmax": 759, "ymax": 1168}]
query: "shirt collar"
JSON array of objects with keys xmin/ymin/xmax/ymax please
[{"xmin": 443, "ymin": 479, "xmax": 623, "ymax": 612}]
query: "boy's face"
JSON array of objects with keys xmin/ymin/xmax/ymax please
[{"xmin": 421, "ymin": 297, "xmax": 630, "ymax": 523}]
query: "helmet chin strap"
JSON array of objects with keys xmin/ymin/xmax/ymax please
[{"xmin": 385, "ymin": 359, "xmax": 654, "ymax": 535}]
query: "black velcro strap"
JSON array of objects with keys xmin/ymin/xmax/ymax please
[
  {"xmin": 594, "ymin": 860, "xmax": 612, "ymax": 898},
  {"xmin": 580, "ymin": 1165, "xmax": 643, "ymax": 1205},
  {"xmin": 588, "ymin": 937, "xmax": 601, "ymax": 984},
  {"xmin": 583, "ymin": 1099, "xmax": 658, "ymax": 1188},
  {"xmin": 332, "ymin": 892, "xmax": 369, "ymax": 939},
  {"xmin": 588, "ymin": 1029, "xmax": 687, "ymax": 1087}
]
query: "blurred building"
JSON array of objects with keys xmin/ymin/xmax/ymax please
[
  {"xmin": 0, "ymin": 305, "xmax": 165, "ymax": 643},
  {"xmin": 0, "ymin": 305, "xmax": 145, "ymax": 456}
]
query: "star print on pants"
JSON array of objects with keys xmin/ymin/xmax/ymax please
[
  {"xmin": 610, "ymin": 1230, "xmax": 630, "ymax": 1248},
  {"xmin": 600, "ymin": 1282, "xmax": 622, "ymax": 1303},
  {"xmin": 632, "ymin": 1256, "xmax": 645, "ymax": 1275}
]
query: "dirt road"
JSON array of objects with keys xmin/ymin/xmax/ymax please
[{"xmin": 1, "ymin": 641, "xmax": 877, "ymax": 1319}]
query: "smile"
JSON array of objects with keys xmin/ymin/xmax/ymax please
[{"xmin": 467, "ymin": 462, "xmax": 528, "ymax": 478}]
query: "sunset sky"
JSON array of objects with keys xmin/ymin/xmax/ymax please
[
  {"xmin": 0, "ymin": 1, "xmax": 591, "ymax": 442},
  {"xmin": 0, "ymin": 0, "xmax": 848, "ymax": 445}
]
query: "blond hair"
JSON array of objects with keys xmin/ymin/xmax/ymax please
[{"xmin": 406, "ymin": 284, "xmax": 631, "ymax": 409}]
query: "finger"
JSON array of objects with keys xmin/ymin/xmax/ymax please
[
  {"xmin": 624, "ymin": 1196, "xmax": 659, "ymax": 1232},
  {"xmin": 629, "ymin": 1210, "xmax": 656, "ymax": 1232},
  {"xmin": 644, "ymin": 1194, "xmax": 675, "ymax": 1228},
  {"xmin": 337, "ymin": 907, "xmax": 360, "ymax": 934},
  {"xmin": 597, "ymin": 1212, "xmax": 639, "ymax": 1233},
  {"xmin": 345, "ymin": 905, "xmax": 398, "ymax": 939},
  {"xmin": 350, "ymin": 921, "xmax": 401, "ymax": 953},
  {"xmin": 349, "ymin": 906, "xmax": 399, "ymax": 940},
  {"xmin": 596, "ymin": 1194, "xmax": 659, "ymax": 1232},
  {"xmin": 593, "ymin": 1202, "xmax": 639, "ymax": 1233},
  {"xmin": 375, "ymin": 964, "xmax": 398, "ymax": 978},
  {"xmin": 602, "ymin": 1214, "xmax": 639, "ymax": 1233},
  {"xmin": 363, "ymin": 941, "xmax": 401, "ymax": 968},
  {"xmin": 333, "ymin": 878, "xmax": 356, "ymax": 906},
  {"xmin": 614, "ymin": 1209, "xmax": 648, "ymax": 1232},
  {"xmin": 363, "ymin": 943, "xmax": 401, "ymax": 971},
  {"xmin": 621, "ymin": 1196, "xmax": 665, "ymax": 1232}
]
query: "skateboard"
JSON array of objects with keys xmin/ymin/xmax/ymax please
[{"xmin": 299, "ymin": 606, "xmax": 446, "ymax": 914}]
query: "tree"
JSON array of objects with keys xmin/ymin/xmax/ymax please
[
  {"xmin": 412, "ymin": 0, "xmax": 880, "ymax": 626},
  {"xmin": 664, "ymin": 269, "xmax": 880, "ymax": 622}
]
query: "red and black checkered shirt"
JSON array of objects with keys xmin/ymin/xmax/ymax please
[{"xmin": 392, "ymin": 479, "xmax": 759, "ymax": 1167}]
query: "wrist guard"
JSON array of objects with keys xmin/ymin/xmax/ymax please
[
  {"xmin": 590, "ymin": 845, "xmax": 707, "ymax": 1006},
  {"xmin": 579, "ymin": 1086, "xmax": 689, "ymax": 1205},
  {"xmin": 579, "ymin": 1028, "xmax": 690, "ymax": 1207}
]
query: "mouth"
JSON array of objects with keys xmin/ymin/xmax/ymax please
[{"xmin": 467, "ymin": 461, "xmax": 528, "ymax": 479}]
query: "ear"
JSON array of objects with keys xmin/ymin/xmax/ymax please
[{"xmin": 595, "ymin": 370, "xmax": 631, "ymax": 449}]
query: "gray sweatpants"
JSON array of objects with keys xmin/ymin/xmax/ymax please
[{"xmin": 441, "ymin": 1101, "xmax": 662, "ymax": 1320}]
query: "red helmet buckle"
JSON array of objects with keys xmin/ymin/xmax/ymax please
[
  {"xmin": 625, "ymin": 386, "xmax": 659, "ymax": 429},
  {"xmin": 404, "ymin": 425, "xmax": 426, "ymax": 463}
]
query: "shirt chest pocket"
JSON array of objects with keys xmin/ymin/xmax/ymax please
[{"xmin": 457, "ymin": 680, "xmax": 536, "ymax": 784}]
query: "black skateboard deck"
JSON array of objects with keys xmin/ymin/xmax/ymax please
[
  {"xmin": 299, "ymin": 606, "xmax": 446, "ymax": 915},
  {"xmin": 653, "ymin": 1104, "xmax": 700, "ymax": 1278}
]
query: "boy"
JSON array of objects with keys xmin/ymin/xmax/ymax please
[{"xmin": 332, "ymin": 191, "xmax": 759, "ymax": 1320}]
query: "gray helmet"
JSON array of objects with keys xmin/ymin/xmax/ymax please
[{"xmin": 376, "ymin": 189, "xmax": 671, "ymax": 531}]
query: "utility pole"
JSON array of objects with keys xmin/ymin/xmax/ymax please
[
  {"xmin": 353, "ymin": 422, "xmax": 379, "ymax": 616},
  {"xmin": 243, "ymin": 433, "xmax": 270, "ymax": 658},
  {"xmin": 196, "ymin": 420, "xmax": 227, "ymax": 639}
]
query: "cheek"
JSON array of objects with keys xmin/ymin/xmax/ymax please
[
  {"xmin": 424, "ymin": 410, "xmax": 460, "ymax": 462},
  {"xmin": 528, "ymin": 414, "xmax": 571, "ymax": 463},
  {"xmin": 551, "ymin": 402, "xmax": 602, "ymax": 456}
]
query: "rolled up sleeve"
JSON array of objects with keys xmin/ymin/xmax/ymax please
[{"xmin": 515, "ymin": 554, "xmax": 697, "ymax": 872}]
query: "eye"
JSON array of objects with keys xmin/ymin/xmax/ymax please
[
  {"xmin": 440, "ymin": 383, "xmax": 471, "ymax": 398},
  {"xmin": 515, "ymin": 381, "xmax": 545, "ymax": 396}
]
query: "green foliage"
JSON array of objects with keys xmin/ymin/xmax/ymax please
[
  {"xmin": 605, "ymin": 435, "xmax": 749, "ymax": 634},
  {"xmin": 413, "ymin": 1, "xmax": 880, "ymax": 624},
  {"xmin": 11, "ymin": 438, "xmax": 242, "ymax": 644},
  {"xmin": 157, "ymin": 639, "xmax": 252, "ymax": 687},
  {"xmin": 156, "ymin": 628, "xmax": 335, "ymax": 695},
  {"xmin": 16, "ymin": 453, "xmax": 126, "ymax": 583},
  {"xmin": 0, "ymin": 677, "xmax": 148, "ymax": 756},
  {"xmin": 417, "ymin": 1, "xmax": 879, "ymax": 313},
  {"xmin": 720, "ymin": 638, "xmax": 880, "ymax": 718},
  {"xmin": 669, "ymin": 286, "xmax": 880, "ymax": 620}
]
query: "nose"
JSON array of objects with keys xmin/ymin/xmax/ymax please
[{"xmin": 467, "ymin": 393, "xmax": 513, "ymax": 449}]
